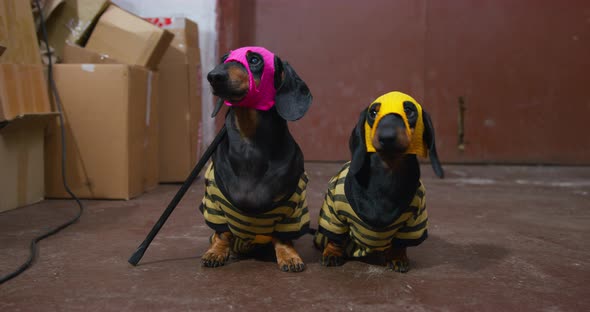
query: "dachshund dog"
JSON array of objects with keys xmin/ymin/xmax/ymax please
[
  {"xmin": 199, "ymin": 47, "xmax": 312, "ymax": 272},
  {"xmin": 313, "ymin": 91, "xmax": 443, "ymax": 273}
]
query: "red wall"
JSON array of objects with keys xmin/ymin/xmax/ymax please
[{"xmin": 219, "ymin": 0, "xmax": 590, "ymax": 164}]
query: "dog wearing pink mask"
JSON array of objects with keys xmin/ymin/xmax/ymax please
[{"xmin": 199, "ymin": 47, "xmax": 312, "ymax": 272}]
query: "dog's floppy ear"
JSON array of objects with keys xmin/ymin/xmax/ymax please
[
  {"xmin": 422, "ymin": 110, "xmax": 444, "ymax": 178},
  {"xmin": 349, "ymin": 109, "xmax": 368, "ymax": 177},
  {"xmin": 274, "ymin": 61, "xmax": 312, "ymax": 121},
  {"xmin": 273, "ymin": 55, "xmax": 284, "ymax": 90}
]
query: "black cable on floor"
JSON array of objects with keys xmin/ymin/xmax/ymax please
[{"xmin": 0, "ymin": 0, "xmax": 85, "ymax": 284}]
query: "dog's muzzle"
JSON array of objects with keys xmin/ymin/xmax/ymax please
[
  {"xmin": 375, "ymin": 114, "xmax": 408, "ymax": 153},
  {"xmin": 222, "ymin": 46, "xmax": 277, "ymax": 111},
  {"xmin": 365, "ymin": 91, "xmax": 427, "ymax": 158}
]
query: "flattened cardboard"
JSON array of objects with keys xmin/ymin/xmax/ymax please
[
  {"xmin": 0, "ymin": 64, "xmax": 52, "ymax": 122},
  {"xmin": 85, "ymin": 5, "xmax": 174, "ymax": 70},
  {"xmin": 45, "ymin": 64, "xmax": 158, "ymax": 199},
  {"xmin": 0, "ymin": 0, "xmax": 42, "ymax": 64}
]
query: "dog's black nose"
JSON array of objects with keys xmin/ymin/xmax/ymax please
[
  {"xmin": 207, "ymin": 69, "xmax": 228, "ymax": 84},
  {"xmin": 378, "ymin": 128, "xmax": 398, "ymax": 148},
  {"xmin": 376, "ymin": 114, "xmax": 407, "ymax": 151}
]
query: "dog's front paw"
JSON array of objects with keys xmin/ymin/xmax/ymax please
[
  {"xmin": 386, "ymin": 247, "xmax": 410, "ymax": 273},
  {"xmin": 278, "ymin": 254, "xmax": 305, "ymax": 272},
  {"xmin": 201, "ymin": 249, "xmax": 229, "ymax": 267},
  {"xmin": 387, "ymin": 259, "xmax": 410, "ymax": 273},
  {"xmin": 201, "ymin": 232, "xmax": 232, "ymax": 268},
  {"xmin": 320, "ymin": 241, "xmax": 345, "ymax": 267},
  {"xmin": 320, "ymin": 254, "xmax": 344, "ymax": 266},
  {"xmin": 273, "ymin": 239, "xmax": 305, "ymax": 272}
]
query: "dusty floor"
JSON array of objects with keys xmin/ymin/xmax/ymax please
[{"xmin": 1, "ymin": 163, "xmax": 589, "ymax": 311}]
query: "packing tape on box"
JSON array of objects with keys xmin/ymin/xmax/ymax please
[
  {"xmin": 146, "ymin": 71, "xmax": 153, "ymax": 127},
  {"xmin": 144, "ymin": 71, "xmax": 154, "ymax": 149},
  {"xmin": 81, "ymin": 64, "xmax": 95, "ymax": 72}
]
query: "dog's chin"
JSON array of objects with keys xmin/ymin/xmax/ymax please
[
  {"xmin": 376, "ymin": 147, "xmax": 408, "ymax": 169},
  {"xmin": 212, "ymin": 88, "xmax": 247, "ymax": 103}
]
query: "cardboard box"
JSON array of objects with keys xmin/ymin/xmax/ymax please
[
  {"xmin": 0, "ymin": 115, "xmax": 56, "ymax": 212},
  {"xmin": 146, "ymin": 17, "xmax": 200, "ymax": 66},
  {"xmin": 45, "ymin": 63, "xmax": 159, "ymax": 199},
  {"xmin": 0, "ymin": 64, "xmax": 55, "ymax": 212},
  {"xmin": 0, "ymin": 0, "xmax": 42, "ymax": 64},
  {"xmin": 157, "ymin": 63, "xmax": 201, "ymax": 182},
  {"xmin": 45, "ymin": 0, "xmax": 109, "ymax": 60},
  {"xmin": 85, "ymin": 5, "xmax": 174, "ymax": 70},
  {"xmin": 63, "ymin": 43, "xmax": 119, "ymax": 64},
  {"xmin": 147, "ymin": 18, "xmax": 202, "ymax": 182}
]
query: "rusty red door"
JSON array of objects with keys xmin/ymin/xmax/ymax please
[{"xmin": 219, "ymin": 0, "xmax": 590, "ymax": 164}]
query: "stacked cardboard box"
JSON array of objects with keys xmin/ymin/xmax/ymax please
[
  {"xmin": 85, "ymin": 5, "xmax": 173, "ymax": 70},
  {"xmin": 146, "ymin": 17, "xmax": 202, "ymax": 182},
  {"xmin": 2, "ymin": 1, "xmax": 202, "ymax": 206},
  {"xmin": 45, "ymin": 60, "xmax": 159, "ymax": 199},
  {"xmin": 0, "ymin": 65, "xmax": 56, "ymax": 212},
  {"xmin": 0, "ymin": 1, "xmax": 56, "ymax": 212},
  {"xmin": 44, "ymin": 3, "xmax": 173, "ymax": 199},
  {"xmin": 45, "ymin": 0, "xmax": 110, "ymax": 60}
]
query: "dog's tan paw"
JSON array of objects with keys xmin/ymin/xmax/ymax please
[
  {"xmin": 273, "ymin": 239, "xmax": 305, "ymax": 273},
  {"xmin": 278, "ymin": 254, "xmax": 305, "ymax": 272},
  {"xmin": 201, "ymin": 232, "xmax": 232, "ymax": 268},
  {"xmin": 320, "ymin": 241, "xmax": 345, "ymax": 266},
  {"xmin": 387, "ymin": 259, "xmax": 410, "ymax": 273},
  {"xmin": 201, "ymin": 249, "xmax": 229, "ymax": 267}
]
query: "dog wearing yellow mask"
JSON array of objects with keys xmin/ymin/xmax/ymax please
[{"xmin": 313, "ymin": 91, "xmax": 443, "ymax": 272}]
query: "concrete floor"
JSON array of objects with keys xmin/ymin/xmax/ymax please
[{"xmin": 1, "ymin": 163, "xmax": 589, "ymax": 311}]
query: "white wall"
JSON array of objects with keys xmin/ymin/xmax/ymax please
[{"xmin": 112, "ymin": 0, "xmax": 218, "ymax": 148}]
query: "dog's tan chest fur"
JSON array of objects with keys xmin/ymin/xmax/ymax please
[{"xmin": 234, "ymin": 107, "xmax": 259, "ymax": 139}]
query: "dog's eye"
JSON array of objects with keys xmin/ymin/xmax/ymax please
[
  {"xmin": 403, "ymin": 101, "xmax": 417, "ymax": 121},
  {"xmin": 404, "ymin": 108, "xmax": 416, "ymax": 118},
  {"xmin": 369, "ymin": 108, "xmax": 378, "ymax": 119},
  {"xmin": 249, "ymin": 56, "xmax": 261, "ymax": 65}
]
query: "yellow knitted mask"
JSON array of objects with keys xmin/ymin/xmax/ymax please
[{"xmin": 364, "ymin": 91, "xmax": 427, "ymax": 158}]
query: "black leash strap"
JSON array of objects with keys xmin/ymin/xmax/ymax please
[{"xmin": 128, "ymin": 125, "xmax": 227, "ymax": 266}]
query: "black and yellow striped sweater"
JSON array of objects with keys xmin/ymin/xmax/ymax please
[
  {"xmin": 314, "ymin": 162, "xmax": 428, "ymax": 258},
  {"xmin": 200, "ymin": 162, "xmax": 310, "ymax": 254}
]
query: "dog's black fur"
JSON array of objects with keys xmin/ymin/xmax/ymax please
[
  {"xmin": 346, "ymin": 101, "xmax": 443, "ymax": 229},
  {"xmin": 207, "ymin": 52, "xmax": 312, "ymax": 214}
]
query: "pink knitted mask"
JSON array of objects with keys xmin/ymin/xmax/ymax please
[{"xmin": 223, "ymin": 46, "xmax": 277, "ymax": 110}]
